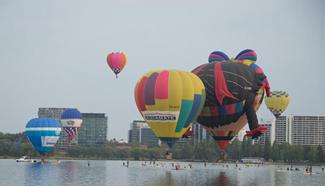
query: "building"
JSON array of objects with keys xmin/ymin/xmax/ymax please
[
  {"xmin": 192, "ymin": 122, "xmax": 213, "ymax": 145},
  {"xmin": 78, "ymin": 113, "xmax": 108, "ymax": 146},
  {"xmin": 236, "ymin": 127, "xmax": 248, "ymax": 142},
  {"xmin": 38, "ymin": 108, "xmax": 70, "ymax": 150},
  {"xmin": 275, "ymin": 115, "xmax": 325, "ymax": 149},
  {"xmin": 128, "ymin": 120, "xmax": 159, "ymax": 146},
  {"xmin": 38, "ymin": 108, "xmax": 66, "ymax": 119},
  {"xmin": 255, "ymin": 119, "xmax": 275, "ymax": 145},
  {"xmin": 275, "ymin": 116, "xmax": 290, "ymax": 144}
]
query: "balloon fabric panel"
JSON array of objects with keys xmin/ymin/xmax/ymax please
[{"xmin": 134, "ymin": 70, "xmax": 206, "ymax": 146}]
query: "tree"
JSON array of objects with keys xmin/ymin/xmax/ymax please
[
  {"xmin": 227, "ymin": 138, "xmax": 241, "ymax": 160},
  {"xmin": 316, "ymin": 145, "xmax": 324, "ymax": 163},
  {"xmin": 271, "ymin": 141, "xmax": 280, "ymax": 161},
  {"xmin": 263, "ymin": 140, "xmax": 271, "ymax": 161}
]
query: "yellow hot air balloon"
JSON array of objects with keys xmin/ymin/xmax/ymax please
[
  {"xmin": 265, "ymin": 90, "xmax": 290, "ymax": 118},
  {"xmin": 134, "ymin": 70, "xmax": 206, "ymax": 151}
]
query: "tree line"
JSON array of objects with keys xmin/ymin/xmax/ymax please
[{"xmin": 0, "ymin": 132, "xmax": 324, "ymax": 163}]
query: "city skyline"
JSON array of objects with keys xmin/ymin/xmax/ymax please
[{"xmin": 0, "ymin": 0, "xmax": 324, "ymax": 140}]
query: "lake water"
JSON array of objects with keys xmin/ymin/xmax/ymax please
[{"xmin": 0, "ymin": 159, "xmax": 324, "ymax": 186}]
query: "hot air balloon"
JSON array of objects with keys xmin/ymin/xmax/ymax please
[
  {"xmin": 106, "ymin": 52, "xmax": 127, "ymax": 78},
  {"xmin": 265, "ymin": 91, "xmax": 290, "ymax": 118},
  {"xmin": 134, "ymin": 70, "xmax": 205, "ymax": 158},
  {"xmin": 192, "ymin": 49, "xmax": 270, "ymax": 154},
  {"xmin": 25, "ymin": 118, "xmax": 61, "ymax": 157},
  {"xmin": 60, "ymin": 108, "xmax": 83, "ymax": 141}
]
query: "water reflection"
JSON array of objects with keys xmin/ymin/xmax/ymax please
[
  {"xmin": 214, "ymin": 172, "xmax": 234, "ymax": 186},
  {"xmin": 24, "ymin": 160, "xmax": 107, "ymax": 186},
  {"xmin": 4, "ymin": 160, "xmax": 322, "ymax": 186},
  {"xmin": 58, "ymin": 161, "xmax": 78, "ymax": 186},
  {"xmin": 24, "ymin": 162, "xmax": 60, "ymax": 186},
  {"xmin": 148, "ymin": 169, "xmax": 236, "ymax": 186},
  {"xmin": 150, "ymin": 171, "xmax": 175, "ymax": 186}
]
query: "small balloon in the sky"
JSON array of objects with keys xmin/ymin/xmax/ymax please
[
  {"xmin": 265, "ymin": 90, "xmax": 290, "ymax": 118},
  {"xmin": 106, "ymin": 52, "xmax": 127, "ymax": 78}
]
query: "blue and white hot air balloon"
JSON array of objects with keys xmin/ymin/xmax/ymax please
[
  {"xmin": 60, "ymin": 108, "xmax": 82, "ymax": 141},
  {"xmin": 25, "ymin": 118, "xmax": 61, "ymax": 155}
]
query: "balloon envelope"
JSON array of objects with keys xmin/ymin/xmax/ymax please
[
  {"xmin": 25, "ymin": 118, "xmax": 61, "ymax": 155},
  {"xmin": 106, "ymin": 52, "xmax": 127, "ymax": 78},
  {"xmin": 61, "ymin": 108, "xmax": 82, "ymax": 140},
  {"xmin": 193, "ymin": 49, "xmax": 269, "ymax": 150},
  {"xmin": 265, "ymin": 91, "xmax": 290, "ymax": 117},
  {"xmin": 134, "ymin": 70, "xmax": 206, "ymax": 148}
]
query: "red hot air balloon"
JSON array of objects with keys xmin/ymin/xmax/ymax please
[{"xmin": 106, "ymin": 52, "xmax": 127, "ymax": 78}]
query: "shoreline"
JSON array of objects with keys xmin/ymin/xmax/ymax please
[{"xmin": 1, "ymin": 156, "xmax": 324, "ymax": 166}]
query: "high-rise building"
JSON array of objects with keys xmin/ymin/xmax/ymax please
[
  {"xmin": 38, "ymin": 108, "xmax": 70, "ymax": 150},
  {"xmin": 128, "ymin": 120, "xmax": 159, "ymax": 146},
  {"xmin": 192, "ymin": 122, "xmax": 213, "ymax": 145},
  {"xmin": 275, "ymin": 115, "xmax": 325, "ymax": 149},
  {"xmin": 255, "ymin": 119, "xmax": 275, "ymax": 145},
  {"xmin": 38, "ymin": 108, "xmax": 66, "ymax": 119},
  {"xmin": 78, "ymin": 113, "xmax": 108, "ymax": 146},
  {"xmin": 274, "ymin": 116, "xmax": 290, "ymax": 144}
]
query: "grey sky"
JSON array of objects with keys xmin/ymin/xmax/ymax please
[{"xmin": 0, "ymin": 0, "xmax": 324, "ymax": 140}]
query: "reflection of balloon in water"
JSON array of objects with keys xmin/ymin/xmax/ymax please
[
  {"xmin": 61, "ymin": 108, "xmax": 83, "ymax": 141},
  {"xmin": 106, "ymin": 52, "xmax": 127, "ymax": 78},
  {"xmin": 134, "ymin": 70, "xmax": 206, "ymax": 149},
  {"xmin": 193, "ymin": 49, "xmax": 270, "ymax": 151},
  {"xmin": 265, "ymin": 91, "xmax": 290, "ymax": 118},
  {"xmin": 25, "ymin": 118, "xmax": 61, "ymax": 155}
]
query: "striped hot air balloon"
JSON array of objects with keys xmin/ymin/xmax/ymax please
[
  {"xmin": 106, "ymin": 52, "xmax": 127, "ymax": 78},
  {"xmin": 61, "ymin": 108, "xmax": 82, "ymax": 141},
  {"xmin": 134, "ymin": 70, "xmax": 206, "ymax": 151},
  {"xmin": 25, "ymin": 118, "xmax": 61, "ymax": 155},
  {"xmin": 193, "ymin": 49, "xmax": 270, "ymax": 153}
]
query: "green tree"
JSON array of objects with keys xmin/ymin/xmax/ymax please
[
  {"xmin": 130, "ymin": 148, "xmax": 144, "ymax": 160},
  {"xmin": 227, "ymin": 138, "xmax": 241, "ymax": 160},
  {"xmin": 263, "ymin": 140, "xmax": 271, "ymax": 161},
  {"xmin": 306, "ymin": 146, "xmax": 317, "ymax": 163},
  {"xmin": 271, "ymin": 141, "xmax": 280, "ymax": 161},
  {"xmin": 316, "ymin": 145, "xmax": 324, "ymax": 163}
]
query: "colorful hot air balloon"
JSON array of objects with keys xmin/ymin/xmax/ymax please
[
  {"xmin": 60, "ymin": 108, "xmax": 83, "ymax": 141},
  {"xmin": 25, "ymin": 118, "xmax": 61, "ymax": 156},
  {"xmin": 134, "ymin": 70, "xmax": 206, "ymax": 153},
  {"xmin": 106, "ymin": 52, "xmax": 127, "ymax": 78},
  {"xmin": 265, "ymin": 91, "xmax": 290, "ymax": 118},
  {"xmin": 192, "ymin": 49, "xmax": 270, "ymax": 152}
]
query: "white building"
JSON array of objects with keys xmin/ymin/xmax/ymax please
[
  {"xmin": 257, "ymin": 119, "xmax": 275, "ymax": 145},
  {"xmin": 275, "ymin": 115, "xmax": 325, "ymax": 149},
  {"xmin": 192, "ymin": 122, "xmax": 213, "ymax": 145}
]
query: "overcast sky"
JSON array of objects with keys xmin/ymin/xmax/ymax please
[{"xmin": 0, "ymin": 0, "xmax": 324, "ymax": 140}]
